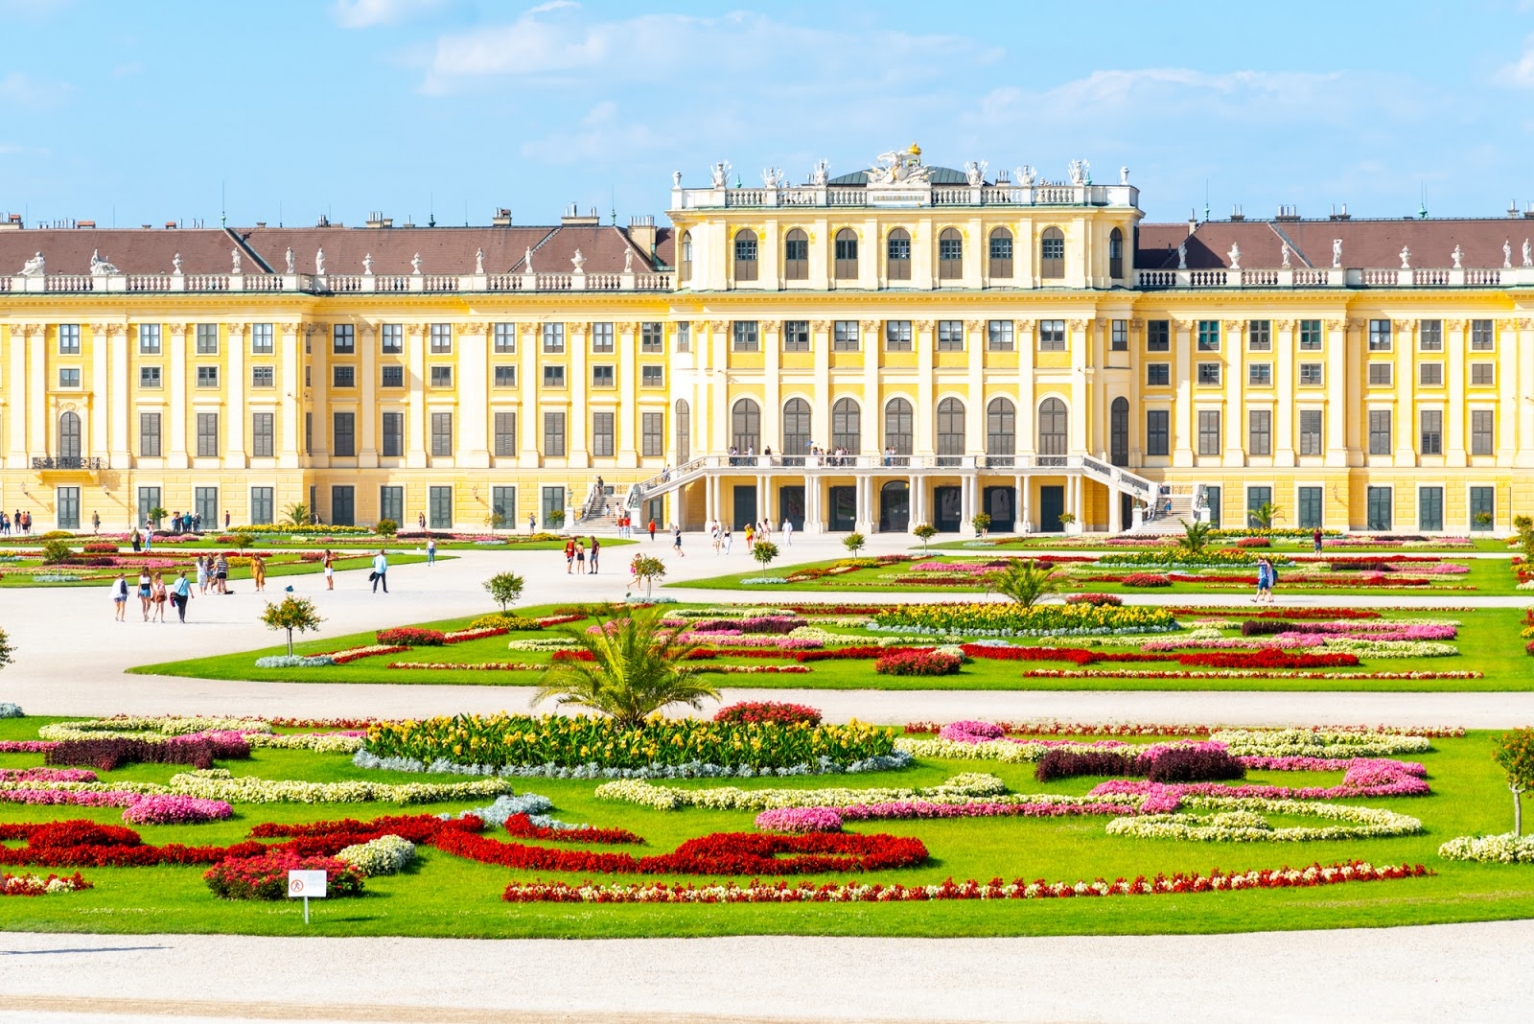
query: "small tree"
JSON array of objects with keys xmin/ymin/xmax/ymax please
[
  {"xmin": 971, "ymin": 512, "xmax": 992, "ymax": 538},
  {"xmin": 1474, "ymin": 510, "xmax": 1494, "ymax": 531},
  {"xmin": 987, "ymin": 558, "xmax": 1058, "ymax": 608},
  {"xmin": 40, "ymin": 539, "xmax": 73, "ymax": 565},
  {"xmin": 146, "ymin": 506, "xmax": 168, "ymax": 529},
  {"xmin": 1178, "ymin": 519, "xmax": 1213, "ymax": 555},
  {"xmin": 750, "ymin": 540, "xmax": 780, "ymax": 582},
  {"xmin": 485, "ymin": 511, "xmax": 507, "ymax": 530},
  {"xmin": 0, "ymin": 626, "xmax": 14, "ymax": 670},
  {"xmin": 282, "ymin": 503, "xmax": 311, "ymax": 528},
  {"xmin": 1494, "ymin": 728, "xmax": 1534, "ymax": 836},
  {"xmin": 1057, "ymin": 511, "xmax": 1076, "ymax": 531},
  {"xmin": 483, "ymin": 572, "xmax": 525, "ymax": 612},
  {"xmin": 913, "ymin": 522, "xmax": 938, "ymax": 555},
  {"xmin": 1248, "ymin": 502, "xmax": 1283, "ymax": 531},
  {"xmin": 375, "ymin": 519, "xmax": 399, "ymax": 537},
  {"xmin": 260, "ymin": 596, "xmax": 324, "ymax": 656},
  {"xmin": 1515, "ymin": 515, "xmax": 1534, "ymax": 565},
  {"xmin": 629, "ymin": 554, "xmax": 667, "ymax": 598},
  {"xmin": 843, "ymin": 532, "xmax": 866, "ymax": 558}
]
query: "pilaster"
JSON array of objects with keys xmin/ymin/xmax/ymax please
[
  {"xmin": 1222, "ymin": 320, "xmax": 1244, "ymax": 464},
  {"xmin": 1446, "ymin": 318, "xmax": 1467, "ymax": 467},
  {"xmin": 617, "ymin": 320, "xmax": 638, "ymax": 466},
  {"xmin": 1393, "ymin": 320, "xmax": 1417, "ymax": 466},
  {"xmin": 167, "ymin": 322, "xmax": 188, "ymax": 469},
  {"xmin": 405, "ymin": 323, "xmax": 427, "ymax": 468},
  {"xmin": 458, "ymin": 323, "xmax": 490, "ymax": 467},
  {"xmin": 1273, "ymin": 319, "xmax": 1295, "ymax": 466},
  {"xmin": 914, "ymin": 319, "xmax": 935, "ymax": 456},
  {"xmin": 1172, "ymin": 318, "xmax": 1193, "ymax": 466}
]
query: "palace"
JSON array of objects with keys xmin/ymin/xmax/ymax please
[{"xmin": 2, "ymin": 144, "xmax": 1532, "ymax": 535}]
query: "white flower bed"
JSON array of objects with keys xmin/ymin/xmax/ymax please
[
  {"xmin": 1105, "ymin": 796, "xmax": 1422, "ymax": 842},
  {"xmin": 505, "ymin": 637, "xmax": 579, "ymax": 652},
  {"xmin": 336, "ymin": 834, "xmax": 416, "ymax": 876},
  {"xmin": 352, "ymin": 747, "xmax": 912, "ymax": 780},
  {"xmin": 1437, "ymin": 833, "xmax": 1534, "ymax": 863},
  {"xmin": 165, "ymin": 768, "xmax": 513, "ymax": 805},
  {"xmin": 255, "ymin": 655, "xmax": 335, "ymax": 668},
  {"xmin": 596, "ymin": 772, "xmax": 1006, "ymax": 812},
  {"xmin": 1320, "ymin": 639, "xmax": 1458, "ymax": 659},
  {"xmin": 244, "ymin": 732, "xmax": 363, "ymax": 754},
  {"xmin": 39, "ymin": 716, "xmax": 273, "ymax": 740},
  {"xmin": 1210, "ymin": 729, "xmax": 1432, "ymax": 758}
]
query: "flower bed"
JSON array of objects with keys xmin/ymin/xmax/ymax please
[
  {"xmin": 871, "ymin": 603, "xmax": 1178, "ymax": 637},
  {"xmin": 1121, "ymin": 573, "xmax": 1173, "ymax": 587},
  {"xmin": 755, "ymin": 808, "xmax": 846, "ymax": 833},
  {"xmin": 1088, "ymin": 760, "xmax": 1431, "ymax": 803},
  {"xmin": 44, "ymin": 735, "xmax": 251, "ymax": 772},
  {"xmin": 335, "ymin": 835, "xmax": 417, "ymax": 876},
  {"xmin": 1065, "ymin": 593, "xmax": 1123, "ymax": 606},
  {"xmin": 385, "ymin": 662, "xmax": 545, "ymax": 672},
  {"xmin": 1437, "ymin": 833, "xmax": 1534, "ymax": 863},
  {"xmin": 121, "ymin": 795, "xmax": 233, "ymax": 825},
  {"xmin": 713, "ymin": 702, "xmax": 823, "ymax": 726},
  {"xmin": 595, "ymin": 773, "xmax": 1005, "ymax": 812},
  {"xmin": 205, "ymin": 854, "xmax": 366, "ymax": 900},
  {"xmin": 501, "ymin": 813, "xmax": 644, "ymax": 845},
  {"xmin": 1017, "ymin": 669, "xmax": 1481, "ymax": 680},
  {"xmin": 376, "ymin": 627, "xmax": 446, "ymax": 647},
  {"xmin": 875, "ymin": 650, "xmax": 962, "ymax": 676},
  {"xmin": 166, "ymin": 768, "xmax": 513, "ymax": 806},
  {"xmin": 1, "ymin": 871, "xmax": 93, "ymax": 895},
  {"xmin": 1104, "ymin": 797, "xmax": 1423, "ymax": 842}
]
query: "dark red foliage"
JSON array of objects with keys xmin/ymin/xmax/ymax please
[
  {"xmin": 1144, "ymin": 748, "xmax": 1247, "ymax": 783},
  {"xmin": 1034, "ymin": 750, "xmax": 1136, "ymax": 782},
  {"xmin": 44, "ymin": 736, "xmax": 250, "ymax": 772}
]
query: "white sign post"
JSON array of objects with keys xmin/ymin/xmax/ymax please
[{"xmin": 287, "ymin": 869, "xmax": 327, "ymax": 923}]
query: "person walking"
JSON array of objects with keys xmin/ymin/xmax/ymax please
[
  {"xmin": 648, "ymin": 518, "xmax": 657, "ymax": 541},
  {"xmin": 528, "ymin": 512, "xmax": 536, "ymax": 532},
  {"xmin": 1253, "ymin": 557, "xmax": 1272, "ymax": 604},
  {"xmin": 426, "ymin": 536, "xmax": 437, "ymax": 566},
  {"xmin": 724, "ymin": 526, "xmax": 733, "ymax": 555},
  {"xmin": 224, "ymin": 510, "xmax": 231, "ymax": 531},
  {"xmin": 214, "ymin": 553, "xmax": 229, "ymax": 594},
  {"xmin": 251, "ymin": 554, "xmax": 267, "ymax": 592},
  {"xmin": 672, "ymin": 524, "xmax": 685, "ymax": 557},
  {"xmin": 417, "ymin": 512, "xmax": 426, "ymax": 530},
  {"xmin": 137, "ymin": 568, "xmax": 152, "ymax": 622},
  {"xmin": 150, "ymin": 573, "xmax": 168, "ymax": 623},
  {"xmin": 170, "ymin": 570, "xmax": 192, "ymax": 622},
  {"xmin": 1263, "ymin": 557, "xmax": 1279, "ymax": 603},
  {"xmin": 322, "ymin": 549, "xmax": 335, "ymax": 590},
  {"xmin": 782, "ymin": 517, "xmax": 793, "ymax": 546},
  {"xmin": 588, "ymin": 535, "xmax": 600, "ymax": 574},
  {"xmin": 196, "ymin": 555, "xmax": 209, "ymax": 596},
  {"xmin": 371, "ymin": 549, "xmax": 389, "ymax": 593},
  {"xmin": 1312, "ymin": 528, "xmax": 1323, "ymax": 555},
  {"xmin": 111, "ymin": 573, "xmax": 128, "ymax": 622},
  {"xmin": 91, "ymin": 511, "xmax": 100, "ymax": 534},
  {"xmin": 565, "ymin": 537, "xmax": 576, "ymax": 574}
]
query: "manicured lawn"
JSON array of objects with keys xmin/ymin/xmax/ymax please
[
  {"xmin": 0, "ymin": 713, "xmax": 1528, "ymax": 939},
  {"xmin": 0, "ymin": 552, "xmax": 440, "ymax": 588},
  {"xmin": 131, "ymin": 602, "xmax": 1534, "ymax": 692}
]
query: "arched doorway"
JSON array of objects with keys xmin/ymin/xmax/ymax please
[{"xmin": 879, "ymin": 481, "xmax": 910, "ymax": 532}]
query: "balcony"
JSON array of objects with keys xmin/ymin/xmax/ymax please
[
  {"xmin": 31, "ymin": 456, "xmax": 104, "ymax": 471},
  {"xmin": 673, "ymin": 182, "xmax": 1139, "ymax": 212}
]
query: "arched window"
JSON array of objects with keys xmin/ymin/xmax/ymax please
[
  {"xmin": 986, "ymin": 397, "xmax": 1015, "ymax": 456},
  {"xmin": 733, "ymin": 229, "xmax": 758, "ymax": 282},
  {"xmin": 1110, "ymin": 397, "xmax": 1130, "ymax": 466},
  {"xmin": 731, "ymin": 398, "xmax": 760, "ymax": 453},
  {"xmin": 936, "ymin": 398, "xmax": 966, "ymax": 458},
  {"xmin": 675, "ymin": 399, "xmax": 690, "ymax": 463},
  {"xmin": 1040, "ymin": 227, "xmax": 1065, "ymax": 279},
  {"xmin": 989, "ymin": 227, "xmax": 1014, "ymax": 278},
  {"xmin": 834, "ymin": 228, "xmax": 858, "ymax": 280},
  {"xmin": 680, "ymin": 232, "xmax": 693, "ymax": 283},
  {"xmin": 886, "ymin": 228, "xmax": 911, "ymax": 281},
  {"xmin": 784, "ymin": 229, "xmax": 808, "ymax": 281},
  {"xmin": 1039, "ymin": 398, "xmax": 1069, "ymax": 457},
  {"xmin": 938, "ymin": 228, "xmax": 963, "ymax": 280},
  {"xmin": 832, "ymin": 397, "xmax": 860, "ymax": 454},
  {"xmin": 782, "ymin": 397, "xmax": 811, "ymax": 457},
  {"xmin": 58, "ymin": 411, "xmax": 81, "ymax": 461},
  {"xmin": 884, "ymin": 398, "xmax": 913, "ymax": 456},
  {"xmin": 1109, "ymin": 227, "xmax": 1124, "ymax": 279}
]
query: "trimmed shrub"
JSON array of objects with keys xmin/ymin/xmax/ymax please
[
  {"xmin": 470, "ymin": 614, "xmax": 544, "ymax": 631},
  {"xmin": 376, "ymin": 627, "xmax": 446, "ymax": 647},
  {"xmin": 1034, "ymin": 750, "xmax": 1135, "ymax": 782},
  {"xmin": 1143, "ymin": 747, "xmax": 1247, "ymax": 783},
  {"xmin": 45, "ymin": 736, "xmax": 251, "ymax": 772},
  {"xmin": 1122, "ymin": 573, "xmax": 1173, "ymax": 587},
  {"xmin": 874, "ymin": 650, "xmax": 962, "ymax": 677}
]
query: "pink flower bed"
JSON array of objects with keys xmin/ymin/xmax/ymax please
[
  {"xmin": 833, "ymin": 800, "xmax": 1141, "ymax": 822},
  {"xmin": 679, "ymin": 633, "xmax": 823, "ymax": 650},
  {"xmin": 122, "ymin": 795, "xmax": 234, "ymax": 825},
  {"xmin": 0, "ymin": 742, "xmax": 57, "ymax": 753},
  {"xmin": 0, "ymin": 768, "xmax": 97, "ymax": 783},
  {"xmin": 0, "ymin": 788, "xmax": 140, "ymax": 809},
  {"xmin": 1089, "ymin": 756, "xmax": 1430, "ymax": 802},
  {"xmin": 755, "ymin": 808, "xmax": 845, "ymax": 833}
]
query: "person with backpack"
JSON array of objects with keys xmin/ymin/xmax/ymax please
[{"xmin": 1312, "ymin": 528, "xmax": 1323, "ymax": 555}]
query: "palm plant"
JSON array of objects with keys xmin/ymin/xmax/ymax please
[
  {"xmin": 1248, "ymin": 502, "xmax": 1283, "ymax": 530},
  {"xmin": 987, "ymin": 558, "xmax": 1058, "ymax": 608},
  {"xmin": 282, "ymin": 502, "xmax": 312, "ymax": 527},
  {"xmin": 1178, "ymin": 519, "xmax": 1213, "ymax": 555},
  {"xmin": 534, "ymin": 610, "xmax": 719, "ymax": 728}
]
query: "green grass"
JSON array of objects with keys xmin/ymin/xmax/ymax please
[
  {"xmin": 0, "ymin": 552, "xmax": 440, "ymax": 588},
  {"xmin": 933, "ymin": 536, "xmax": 1512, "ymax": 554},
  {"xmin": 131, "ymin": 602, "xmax": 1534, "ymax": 692},
  {"xmin": 0, "ymin": 713, "xmax": 1528, "ymax": 938}
]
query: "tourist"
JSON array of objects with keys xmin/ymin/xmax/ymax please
[
  {"xmin": 1312, "ymin": 528, "xmax": 1323, "ymax": 555},
  {"xmin": 565, "ymin": 537, "xmax": 576, "ymax": 574},
  {"xmin": 150, "ymin": 573, "xmax": 167, "ymax": 623},
  {"xmin": 371, "ymin": 549, "xmax": 389, "ymax": 593},
  {"xmin": 782, "ymin": 517, "xmax": 793, "ymax": 545},
  {"xmin": 143, "ymin": 528, "xmax": 153, "ymax": 552},
  {"xmin": 527, "ymin": 512, "xmax": 536, "ymax": 532},
  {"xmin": 1254, "ymin": 557, "xmax": 1275, "ymax": 604},
  {"xmin": 588, "ymin": 535, "xmax": 600, "ymax": 574},
  {"xmin": 251, "ymin": 554, "xmax": 267, "ymax": 592},
  {"xmin": 131, "ymin": 528, "xmax": 142, "ymax": 553},
  {"xmin": 1263, "ymin": 557, "xmax": 1279, "ymax": 603},
  {"xmin": 322, "ymin": 549, "xmax": 335, "ymax": 590},
  {"xmin": 575, "ymin": 538, "xmax": 586, "ymax": 573},
  {"xmin": 192, "ymin": 512, "xmax": 202, "ymax": 534},
  {"xmin": 648, "ymin": 518, "xmax": 657, "ymax": 541},
  {"xmin": 137, "ymin": 568, "xmax": 152, "ymax": 621},
  {"xmin": 224, "ymin": 510, "xmax": 231, "ymax": 530},
  {"xmin": 724, "ymin": 526, "xmax": 733, "ymax": 554},
  {"xmin": 91, "ymin": 511, "xmax": 100, "ymax": 534},
  {"xmin": 426, "ymin": 536, "xmax": 437, "ymax": 566},
  {"xmin": 214, "ymin": 553, "xmax": 229, "ymax": 594},
  {"xmin": 744, "ymin": 523, "xmax": 754, "ymax": 548},
  {"xmin": 111, "ymin": 573, "xmax": 128, "ymax": 622},
  {"xmin": 196, "ymin": 555, "xmax": 209, "ymax": 595},
  {"xmin": 672, "ymin": 524, "xmax": 685, "ymax": 556},
  {"xmin": 170, "ymin": 571, "xmax": 193, "ymax": 622},
  {"xmin": 712, "ymin": 521, "xmax": 722, "ymax": 555},
  {"xmin": 418, "ymin": 512, "xmax": 426, "ymax": 530}
]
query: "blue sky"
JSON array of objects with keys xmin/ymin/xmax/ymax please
[{"xmin": 3, "ymin": 0, "xmax": 1534, "ymax": 228}]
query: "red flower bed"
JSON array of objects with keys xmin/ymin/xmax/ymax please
[
  {"xmin": 1175, "ymin": 649, "xmax": 1359, "ymax": 669},
  {"xmin": 874, "ymin": 650, "xmax": 962, "ymax": 676},
  {"xmin": 248, "ymin": 814, "xmax": 459, "ymax": 845},
  {"xmin": 204, "ymin": 854, "xmax": 365, "ymax": 900},
  {"xmin": 0, "ymin": 820, "xmax": 266, "ymax": 868},
  {"xmin": 1232, "ymin": 537, "xmax": 1271, "ymax": 548},
  {"xmin": 1065, "ymin": 593, "xmax": 1122, "ymax": 607},
  {"xmin": 795, "ymin": 646, "xmax": 928, "ymax": 663},
  {"xmin": 376, "ymin": 627, "xmax": 447, "ymax": 647},
  {"xmin": 1122, "ymin": 573, "xmax": 1172, "ymax": 587},
  {"xmin": 781, "ymin": 605, "xmax": 885, "ymax": 616},
  {"xmin": 1, "ymin": 871, "xmax": 92, "ymax": 896},
  {"xmin": 960, "ymin": 645, "xmax": 1169, "ymax": 667},
  {"xmin": 1168, "ymin": 607, "xmax": 1381, "ymax": 620},
  {"xmin": 502, "ymin": 814, "xmax": 643, "ymax": 845},
  {"xmin": 332, "ymin": 645, "xmax": 407, "ymax": 664},
  {"xmin": 82, "ymin": 542, "xmax": 119, "ymax": 554},
  {"xmin": 713, "ymin": 702, "xmax": 823, "ymax": 726}
]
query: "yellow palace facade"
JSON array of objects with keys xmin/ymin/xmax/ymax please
[{"xmin": 2, "ymin": 145, "xmax": 1533, "ymax": 535}]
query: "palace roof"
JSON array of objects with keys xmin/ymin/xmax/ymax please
[{"xmin": 1138, "ymin": 217, "xmax": 1534, "ymax": 270}]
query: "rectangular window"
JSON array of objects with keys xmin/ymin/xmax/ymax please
[
  {"xmin": 733, "ymin": 321, "xmax": 760, "ymax": 352},
  {"xmin": 333, "ymin": 412, "xmax": 356, "ymax": 457},
  {"xmin": 1471, "ymin": 409, "xmax": 1495, "ymax": 455},
  {"xmin": 592, "ymin": 411, "xmax": 615, "ymax": 457},
  {"xmin": 494, "ymin": 411, "xmax": 517, "ymax": 456},
  {"xmin": 1299, "ymin": 319, "xmax": 1323, "ymax": 350},
  {"xmin": 141, "ymin": 364, "xmax": 162, "ymax": 389},
  {"xmin": 675, "ymin": 322, "xmax": 690, "ymax": 353},
  {"xmin": 382, "ymin": 412, "xmax": 404, "ymax": 457},
  {"xmin": 380, "ymin": 323, "xmax": 403, "ymax": 354},
  {"xmin": 1471, "ymin": 362, "xmax": 1495, "ymax": 387},
  {"xmin": 251, "ymin": 365, "xmax": 274, "ymax": 388},
  {"xmin": 380, "ymin": 485, "xmax": 404, "ymax": 524},
  {"xmin": 1299, "ymin": 362, "xmax": 1324, "ymax": 387},
  {"xmin": 833, "ymin": 320, "xmax": 859, "ymax": 351},
  {"xmin": 1470, "ymin": 485, "xmax": 1495, "ymax": 529},
  {"xmin": 252, "ymin": 412, "xmax": 274, "ymax": 457},
  {"xmin": 190, "ymin": 323, "xmax": 217, "ymax": 355},
  {"xmin": 1367, "ymin": 362, "xmax": 1392, "ymax": 387},
  {"xmin": 1145, "ymin": 409, "xmax": 1169, "ymax": 456},
  {"xmin": 1419, "ymin": 320, "xmax": 1443, "ymax": 351},
  {"xmin": 1367, "ymin": 486, "xmax": 1392, "ymax": 531},
  {"xmin": 542, "ymin": 323, "xmax": 565, "ymax": 353},
  {"xmin": 541, "ymin": 486, "xmax": 565, "ymax": 526},
  {"xmin": 1111, "ymin": 319, "xmax": 1128, "ymax": 352},
  {"xmin": 543, "ymin": 411, "xmax": 566, "ymax": 456},
  {"xmin": 332, "ymin": 323, "xmax": 354, "ymax": 354},
  {"xmin": 329, "ymin": 486, "xmax": 355, "ymax": 527},
  {"xmin": 430, "ymin": 366, "xmax": 453, "ymax": 388},
  {"xmin": 1298, "ymin": 486, "xmax": 1324, "ymax": 529},
  {"xmin": 1197, "ymin": 319, "xmax": 1220, "ymax": 351},
  {"xmin": 1246, "ymin": 486, "xmax": 1273, "ymax": 526},
  {"xmin": 332, "ymin": 365, "xmax": 355, "ymax": 388},
  {"xmin": 543, "ymin": 365, "xmax": 566, "ymax": 388},
  {"xmin": 1039, "ymin": 319, "xmax": 1066, "ymax": 351},
  {"xmin": 1420, "ymin": 409, "xmax": 1443, "ymax": 455},
  {"xmin": 884, "ymin": 320, "xmax": 912, "ymax": 352},
  {"xmin": 250, "ymin": 323, "xmax": 274, "ymax": 354},
  {"xmin": 1418, "ymin": 486, "xmax": 1443, "ymax": 531},
  {"xmin": 58, "ymin": 324, "xmax": 81, "ymax": 354},
  {"xmin": 1248, "ymin": 363, "xmax": 1272, "ymax": 386},
  {"xmin": 1368, "ymin": 319, "xmax": 1393, "ymax": 351},
  {"xmin": 1197, "ymin": 410, "xmax": 1221, "ymax": 455},
  {"xmin": 1368, "ymin": 409, "xmax": 1392, "ymax": 455},
  {"xmin": 493, "ymin": 322, "xmax": 517, "ymax": 353},
  {"xmin": 1248, "ymin": 409, "xmax": 1272, "ymax": 456},
  {"xmin": 491, "ymin": 486, "xmax": 515, "ymax": 528},
  {"xmin": 138, "ymin": 323, "xmax": 161, "ymax": 354},
  {"xmin": 1204, "ymin": 485, "xmax": 1222, "ymax": 528},
  {"xmin": 1471, "ymin": 319, "xmax": 1495, "ymax": 351},
  {"xmin": 429, "ymin": 323, "xmax": 452, "ymax": 354},
  {"xmin": 250, "ymin": 487, "xmax": 274, "ymax": 525},
  {"xmin": 193, "ymin": 487, "xmax": 218, "ymax": 530},
  {"xmin": 194, "ymin": 365, "xmax": 217, "ymax": 389},
  {"xmin": 137, "ymin": 486, "xmax": 161, "ymax": 528},
  {"xmin": 430, "ymin": 412, "xmax": 452, "ymax": 456},
  {"xmin": 936, "ymin": 320, "xmax": 964, "ymax": 351},
  {"xmin": 196, "ymin": 412, "xmax": 218, "ymax": 457},
  {"xmin": 1146, "ymin": 363, "xmax": 1170, "ymax": 387},
  {"xmin": 591, "ymin": 365, "xmax": 615, "ymax": 388},
  {"xmin": 783, "ymin": 320, "xmax": 810, "ymax": 352},
  {"xmin": 493, "ymin": 365, "xmax": 517, "ymax": 388},
  {"xmin": 641, "ymin": 365, "xmax": 664, "ymax": 388},
  {"xmin": 1299, "ymin": 409, "xmax": 1323, "ymax": 456},
  {"xmin": 1246, "ymin": 320, "xmax": 1272, "ymax": 351},
  {"xmin": 1420, "ymin": 362, "xmax": 1443, "ymax": 386},
  {"xmin": 1147, "ymin": 319, "xmax": 1170, "ymax": 352},
  {"xmin": 590, "ymin": 322, "xmax": 614, "ymax": 353},
  {"xmin": 987, "ymin": 320, "xmax": 1014, "ymax": 352},
  {"xmin": 381, "ymin": 365, "xmax": 404, "ymax": 388},
  {"xmin": 139, "ymin": 412, "xmax": 161, "ymax": 457},
  {"xmin": 58, "ymin": 367, "xmax": 80, "ymax": 388},
  {"xmin": 428, "ymin": 486, "xmax": 452, "ymax": 529},
  {"xmin": 642, "ymin": 411, "xmax": 663, "ymax": 457},
  {"xmin": 1196, "ymin": 362, "xmax": 1221, "ymax": 386},
  {"xmin": 640, "ymin": 322, "xmax": 663, "ymax": 353}
]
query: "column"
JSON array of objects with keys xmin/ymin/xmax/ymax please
[
  {"xmin": 167, "ymin": 323, "xmax": 188, "ymax": 468},
  {"xmin": 1109, "ymin": 482, "xmax": 1122, "ymax": 533},
  {"xmin": 1019, "ymin": 474, "xmax": 1030, "ymax": 531},
  {"xmin": 458, "ymin": 323, "xmax": 490, "ymax": 467},
  {"xmin": 1172, "ymin": 318, "xmax": 1193, "ymax": 466},
  {"xmin": 1069, "ymin": 319, "xmax": 1089, "ymax": 454},
  {"xmin": 862, "ymin": 320, "xmax": 881, "ymax": 458},
  {"xmin": 90, "ymin": 323, "xmax": 109, "ymax": 458},
  {"xmin": 359, "ymin": 324, "xmax": 378, "ymax": 467},
  {"xmin": 965, "ymin": 319, "xmax": 985, "ymax": 455},
  {"xmin": 278, "ymin": 324, "xmax": 302, "ymax": 469},
  {"xmin": 617, "ymin": 321, "xmax": 638, "ymax": 467},
  {"xmin": 856, "ymin": 474, "xmax": 874, "ymax": 534},
  {"xmin": 1446, "ymin": 318, "xmax": 1467, "ymax": 467},
  {"xmin": 307, "ymin": 323, "xmax": 330, "ymax": 464},
  {"xmin": 914, "ymin": 320, "xmax": 935, "ymax": 456},
  {"xmin": 406, "ymin": 324, "xmax": 427, "ymax": 468},
  {"xmin": 1393, "ymin": 320, "xmax": 1416, "ymax": 466},
  {"xmin": 1324, "ymin": 320, "xmax": 1348, "ymax": 466},
  {"xmin": 108, "ymin": 325, "xmax": 130, "ymax": 467},
  {"xmin": 1274, "ymin": 319, "xmax": 1295, "ymax": 466},
  {"xmin": 909, "ymin": 473, "xmax": 921, "ymax": 531},
  {"xmin": 1222, "ymin": 320, "xmax": 1244, "ymax": 463},
  {"xmin": 225, "ymin": 322, "xmax": 246, "ymax": 468},
  {"xmin": 1017, "ymin": 319, "xmax": 1036, "ymax": 461},
  {"xmin": 756, "ymin": 474, "xmax": 765, "ymax": 528},
  {"xmin": 959, "ymin": 472, "xmax": 974, "ymax": 528}
]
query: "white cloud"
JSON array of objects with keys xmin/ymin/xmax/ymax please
[
  {"xmin": 518, "ymin": 101, "xmax": 666, "ymax": 164},
  {"xmin": 0, "ymin": 71, "xmax": 70, "ymax": 110},
  {"xmin": 333, "ymin": 0, "xmax": 444, "ymax": 29},
  {"xmin": 1498, "ymin": 36, "xmax": 1534, "ymax": 87}
]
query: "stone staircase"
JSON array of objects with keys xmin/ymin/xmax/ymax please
[{"xmin": 1126, "ymin": 486, "xmax": 1202, "ymax": 535}]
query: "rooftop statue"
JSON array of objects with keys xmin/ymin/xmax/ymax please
[
  {"xmin": 1014, "ymin": 165, "xmax": 1036, "ymax": 187},
  {"xmin": 709, "ymin": 161, "xmax": 731, "ymax": 188},
  {"xmin": 672, "ymin": 170, "xmax": 682, "ymax": 188},
  {"xmin": 963, "ymin": 160, "xmax": 987, "ymax": 186},
  {"xmin": 524, "ymin": 246, "xmax": 534, "ymax": 274},
  {"xmin": 19, "ymin": 251, "xmax": 44, "ymax": 277},
  {"xmin": 1524, "ymin": 239, "xmax": 1532, "ymax": 268},
  {"xmin": 362, "ymin": 253, "xmax": 374, "ymax": 275},
  {"xmin": 571, "ymin": 248, "xmax": 585, "ymax": 273},
  {"xmin": 1068, "ymin": 159, "xmax": 1089, "ymax": 185},
  {"xmin": 475, "ymin": 247, "xmax": 485, "ymax": 274},
  {"xmin": 411, "ymin": 252, "xmax": 422, "ymax": 275},
  {"xmin": 231, "ymin": 248, "xmax": 242, "ymax": 274},
  {"xmin": 1332, "ymin": 238, "xmax": 1342, "ymax": 269},
  {"xmin": 623, "ymin": 248, "xmax": 633, "ymax": 273},
  {"xmin": 1227, "ymin": 243, "xmax": 1241, "ymax": 270},
  {"xmin": 284, "ymin": 247, "xmax": 295, "ymax": 274},
  {"xmin": 867, "ymin": 143, "xmax": 929, "ymax": 186},
  {"xmin": 809, "ymin": 159, "xmax": 829, "ymax": 186},
  {"xmin": 1452, "ymin": 245, "xmax": 1464, "ymax": 270},
  {"xmin": 1399, "ymin": 245, "xmax": 1411, "ymax": 270},
  {"xmin": 1120, "ymin": 165, "xmax": 1130, "ymax": 185},
  {"xmin": 762, "ymin": 166, "xmax": 786, "ymax": 189},
  {"xmin": 1281, "ymin": 242, "xmax": 1292, "ymax": 269},
  {"xmin": 1505, "ymin": 239, "xmax": 1513, "ymax": 269},
  {"xmin": 1177, "ymin": 241, "xmax": 1187, "ymax": 270},
  {"xmin": 315, "ymin": 248, "xmax": 326, "ymax": 276},
  {"xmin": 89, "ymin": 249, "xmax": 119, "ymax": 276},
  {"xmin": 172, "ymin": 252, "xmax": 182, "ymax": 275}
]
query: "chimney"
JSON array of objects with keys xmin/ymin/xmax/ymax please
[
  {"xmin": 1275, "ymin": 205, "xmax": 1299, "ymax": 222},
  {"xmin": 627, "ymin": 215, "xmax": 656, "ymax": 258},
  {"xmin": 1187, "ymin": 208, "xmax": 1198, "ymax": 235},
  {"xmin": 365, "ymin": 211, "xmax": 392, "ymax": 228},
  {"xmin": 0, "ymin": 213, "xmax": 21, "ymax": 230},
  {"xmin": 492, "ymin": 208, "xmax": 512, "ymax": 227},
  {"xmin": 77, "ymin": 220, "xmax": 96, "ymax": 228},
  {"xmin": 561, "ymin": 203, "xmax": 600, "ymax": 226},
  {"xmin": 1229, "ymin": 205, "xmax": 1244, "ymax": 222}
]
